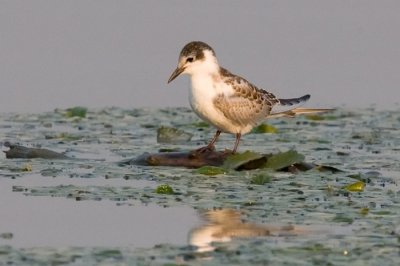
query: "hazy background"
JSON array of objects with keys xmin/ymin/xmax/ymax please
[{"xmin": 1, "ymin": 0, "xmax": 399, "ymax": 113}]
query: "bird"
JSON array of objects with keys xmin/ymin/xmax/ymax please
[{"xmin": 168, "ymin": 41, "xmax": 330, "ymax": 153}]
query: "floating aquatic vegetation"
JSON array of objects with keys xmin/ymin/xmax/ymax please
[
  {"xmin": 40, "ymin": 168, "xmax": 63, "ymax": 177},
  {"xmin": 158, "ymin": 147, "xmax": 181, "ymax": 152},
  {"xmin": 351, "ymin": 130, "xmax": 381, "ymax": 145},
  {"xmin": 252, "ymin": 123, "xmax": 278, "ymax": 134},
  {"xmin": 65, "ymin": 106, "xmax": 88, "ymax": 118},
  {"xmin": 347, "ymin": 171, "xmax": 381, "ymax": 183},
  {"xmin": 45, "ymin": 132, "xmax": 83, "ymax": 141},
  {"xmin": 157, "ymin": 126, "xmax": 193, "ymax": 144},
  {"xmin": 196, "ymin": 166, "xmax": 226, "ymax": 176},
  {"xmin": 332, "ymin": 213, "xmax": 353, "ymax": 224},
  {"xmin": 192, "ymin": 121, "xmax": 210, "ymax": 128},
  {"xmin": 155, "ymin": 184, "xmax": 174, "ymax": 195},
  {"xmin": 3, "ymin": 142, "xmax": 69, "ymax": 159},
  {"xmin": 223, "ymin": 151, "xmax": 266, "ymax": 170},
  {"xmin": 360, "ymin": 208, "xmax": 369, "ymax": 215},
  {"xmin": 0, "ymin": 107, "xmax": 399, "ymax": 265},
  {"xmin": 315, "ymin": 165, "xmax": 343, "ymax": 173},
  {"xmin": 263, "ymin": 150, "xmax": 305, "ymax": 170},
  {"xmin": 250, "ymin": 173, "xmax": 273, "ymax": 185},
  {"xmin": 21, "ymin": 164, "xmax": 32, "ymax": 172},
  {"xmin": 344, "ymin": 181, "xmax": 365, "ymax": 192},
  {"xmin": 305, "ymin": 114, "xmax": 338, "ymax": 121}
]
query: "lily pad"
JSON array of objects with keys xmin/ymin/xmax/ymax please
[
  {"xmin": 332, "ymin": 213, "xmax": 353, "ymax": 224},
  {"xmin": 344, "ymin": 181, "xmax": 365, "ymax": 192},
  {"xmin": 1, "ymin": 107, "xmax": 399, "ymax": 265},
  {"xmin": 250, "ymin": 174, "xmax": 273, "ymax": 185},
  {"xmin": 192, "ymin": 121, "xmax": 209, "ymax": 128},
  {"xmin": 3, "ymin": 143, "xmax": 70, "ymax": 159},
  {"xmin": 196, "ymin": 166, "xmax": 226, "ymax": 176},
  {"xmin": 21, "ymin": 164, "xmax": 32, "ymax": 172},
  {"xmin": 263, "ymin": 150, "xmax": 305, "ymax": 170},
  {"xmin": 223, "ymin": 151, "xmax": 266, "ymax": 170},
  {"xmin": 315, "ymin": 165, "xmax": 343, "ymax": 173},
  {"xmin": 46, "ymin": 133, "xmax": 83, "ymax": 141},
  {"xmin": 156, "ymin": 184, "xmax": 174, "ymax": 195},
  {"xmin": 252, "ymin": 123, "xmax": 278, "ymax": 134},
  {"xmin": 65, "ymin": 106, "xmax": 87, "ymax": 118},
  {"xmin": 360, "ymin": 208, "xmax": 369, "ymax": 215},
  {"xmin": 305, "ymin": 114, "xmax": 338, "ymax": 121},
  {"xmin": 157, "ymin": 126, "xmax": 193, "ymax": 144}
]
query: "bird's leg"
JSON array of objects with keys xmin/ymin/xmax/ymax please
[
  {"xmin": 231, "ymin": 133, "xmax": 241, "ymax": 154},
  {"xmin": 207, "ymin": 130, "xmax": 221, "ymax": 148},
  {"xmin": 193, "ymin": 130, "xmax": 221, "ymax": 153}
]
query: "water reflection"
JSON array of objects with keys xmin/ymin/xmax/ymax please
[
  {"xmin": 189, "ymin": 209, "xmax": 299, "ymax": 252},
  {"xmin": 0, "ymin": 176, "xmax": 200, "ymax": 248}
]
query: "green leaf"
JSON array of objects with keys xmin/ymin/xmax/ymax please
[
  {"xmin": 58, "ymin": 133, "xmax": 83, "ymax": 141},
  {"xmin": 344, "ymin": 181, "xmax": 365, "ymax": 192},
  {"xmin": 223, "ymin": 151, "xmax": 265, "ymax": 170},
  {"xmin": 332, "ymin": 213, "xmax": 353, "ymax": 224},
  {"xmin": 371, "ymin": 211, "xmax": 392, "ymax": 215},
  {"xmin": 263, "ymin": 150, "xmax": 305, "ymax": 170},
  {"xmin": 155, "ymin": 184, "xmax": 174, "ymax": 195},
  {"xmin": 156, "ymin": 126, "xmax": 193, "ymax": 144},
  {"xmin": 252, "ymin": 123, "xmax": 278, "ymax": 134},
  {"xmin": 196, "ymin": 166, "xmax": 226, "ymax": 176},
  {"xmin": 192, "ymin": 121, "xmax": 210, "ymax": 128},
  {"xmin": 315, "ymin": 165, "xmax": 343, "ymax": 173},
  {"xmin": 93, "ymin": 249, "xmax": 123, "ymax": 260},
  {"xmin": 250, "ymin": 174, "xmax": 273, "ymax": 185},
  {"xmin": 305, "ymin": 114, "xmax": 338, "ymax": 121},
  {"xmin": 360, "ymin": 208, "xmax": 369, "ymax": 215},
  {"xmin": 65, "ymin": 106, "xmax": 87, "ymax": 118},
  {"xmin": 305, "ymin": 114, "xmax": 325, "ymax": 121}
]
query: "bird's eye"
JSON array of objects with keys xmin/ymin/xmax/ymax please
[{"xmin": 186, "ymin": 57, "xmax": 194, "ymax": 63}]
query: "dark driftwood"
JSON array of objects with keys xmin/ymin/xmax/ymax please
[
  {"xmin": 122, "ymin": 149, "xmax": 231, "ymax": 168},
  {"xmin": 119, "ymin": 149, "xmax": 317, "ymax": 172},
  {"xmin": 4, "ymin": 142, "xmax": 333, "ymax": 173},
  {"xmin": 3, "ymin": 142, "xmax": 69, "ymax": 159}
]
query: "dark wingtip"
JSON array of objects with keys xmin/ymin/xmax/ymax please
[{"xmin": 279, "ymin": 94, "xmax": 311, "ymax": 106}]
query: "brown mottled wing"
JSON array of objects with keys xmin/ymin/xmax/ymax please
[{"xmin": 214, "ymin": 69, "xmax": 279, "ymax": 127}]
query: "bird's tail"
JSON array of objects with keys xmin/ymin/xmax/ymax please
[
  {"xmin": 268, "ymin": 107, "xmax": 334, "ymax": 118},
  {"xmin": 269, "ymin": 94, "xmax": 333, "ymax": 118},
  {"xmin": 278, "ymin": 94, "xmax": 311, "ymax": 107}
]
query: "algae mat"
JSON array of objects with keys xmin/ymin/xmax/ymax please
[{"xmin": 0, "ymin": 107, "xmax": 399, "ymax": 265}]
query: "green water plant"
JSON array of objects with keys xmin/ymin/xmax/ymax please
[
  {"xmin": 65, "ymin": 106, "xmax": 87, "ymax": 118},
  {"xmin": 156, "ymin": 184, "xmax": 174, "ymax": 195}
]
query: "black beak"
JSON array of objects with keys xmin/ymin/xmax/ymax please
[{"xmin": 167, "ymin": 66, "xmax": 185, "ymax": 83}]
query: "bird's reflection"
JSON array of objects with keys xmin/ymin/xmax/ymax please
[{"xmin": 189, "ymin": 209, "xmax": 299, "ymax": 252}]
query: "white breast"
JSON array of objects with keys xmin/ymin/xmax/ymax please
[{"xmin": 189, "ymin": 74, "xmax": 247, "ymax": 134}]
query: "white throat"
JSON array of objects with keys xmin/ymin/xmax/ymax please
[
  {"xmin": 185, "ymin": 50, "xmax": 220, "ymax": 78},
  {"xmin": 186, "ymin": 50, "xmax": 238, "ymax": 132}
]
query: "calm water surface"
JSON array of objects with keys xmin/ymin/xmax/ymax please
[{"xmin": 0, "ymin": 107, "xmax": 399, "ymax": 265}]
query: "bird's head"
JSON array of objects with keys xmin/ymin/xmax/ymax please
[{"xmin": 168, "ymin": 41, "xmax": 219, "ymax": 83}]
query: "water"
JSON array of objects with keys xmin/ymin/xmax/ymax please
[
  {"xmin": 0, "ymin": 176, "xmax": 198, "ymax": 248},
  {"xmin": 0, "ymin": 107, "xmax": 399, "ymax": 265}
]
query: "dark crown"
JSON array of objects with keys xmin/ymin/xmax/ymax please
[{"xmin": 180, "ymin": 41, "xmax": 215, "ymax": 60}]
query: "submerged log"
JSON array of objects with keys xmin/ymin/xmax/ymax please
[
  {"xmin": 120, "ymin": 148, "xmax": 318, "ymax": 172},
  {"xmin": 3, "ymin": 142, "xmax": 69, "ymax": 159},
  {"xmin": 123, "ymin": 149, "xmax": 231, "ymax": 168},
  {"xmin": 3, "ymin": 142, "xmax": 340, "ymax": 173}
]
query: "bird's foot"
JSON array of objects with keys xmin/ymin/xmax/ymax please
[
  {"xmin": 189, "ymin": 145, "xmax": 216, "ymax": 156},
  {"xmin": 222, "ymin": 149, "xmax": 236, "ymax": 155}
]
